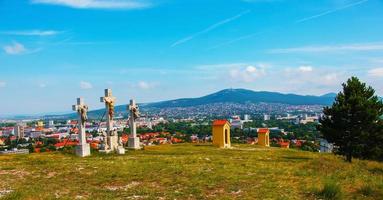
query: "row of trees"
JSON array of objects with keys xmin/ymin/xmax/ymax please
[
  {"xmin": 319, "ymin": 77, "xmax": 383, "ymax": 162},
  {"xmin": 243, "ymin": 120, "xmax": 320, "ymax": 141}
]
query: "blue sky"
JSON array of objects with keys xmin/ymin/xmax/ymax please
[{"xmin": 0, "ymin": 0, "xmax": 383, "ymax": 115}]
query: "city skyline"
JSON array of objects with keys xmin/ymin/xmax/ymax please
[{"xmin": 1, "ymin": 0, "xmax": 383, "ymax": 114}]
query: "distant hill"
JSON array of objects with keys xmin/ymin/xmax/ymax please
[
  {"xmin": 41, "ymin": 89, "xmax": 382, "ymax": 120},
  {"xmin": 146, "ymin": 89, "xmax": 335, "ymax": 108},
  {"xmin": 42, "ymin": 89, "xmax": 337, "ymax": 120},
  {"xmin": 320, "ymin": 93, "xmax": 337, "ymax": 98}
]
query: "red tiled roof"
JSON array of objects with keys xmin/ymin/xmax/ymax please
[
  {"xmin": 258, "ymin": 128, "xmax": 269, "ymax": 134},
  {"xmin": 279, "ymin": 142, "xmax": 290, "ymax": 148},
  {"xmin": 213, "ymin": 120, "xmax": 229, "ymax": 126},
  {"xmin": 54, "ymin": 141, "xmax": 78, "ymax": 147}
]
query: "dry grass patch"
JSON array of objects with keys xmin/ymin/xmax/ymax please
[{"xmin": 1, "ymin": 144, "xmax": 382, "ymax": 199}]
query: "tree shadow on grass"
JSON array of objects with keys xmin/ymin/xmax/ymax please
[
  {"xmin": 281, "ymin": 156, "xmax": 313, "ymax": 161},
  {"xmin": 368, "ymin": 167, "xmax": 383, "ymax": 175}
]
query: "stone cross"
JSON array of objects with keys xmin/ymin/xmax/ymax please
[
  {"xmin": 100, "ymin": 89, "xmax": 116, "ymax": 135},
  {"xmin": 72, "ymin": 98, "xmax": 91, "ymax": 157},
  {"xmin": 128, "ymin": 99, "xmax": 140, "ymax": 138},
  {"xmin": 72, "ymin": 98, "xmax": 88, "ymax": 146}
]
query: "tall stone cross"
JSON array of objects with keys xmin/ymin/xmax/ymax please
[
  {"xmin": 100, "ymin": 89, "xmax": 116, "ymax": 135},
  {"xmin": 72, "ymin": 97, "xmax": 90, "ymax": 157},
  {"xmin": 128, "ymin": 99, "xmax": 140, "ymax": 138},
  {"xmin": 127, "ymin": 99, "xmax": 141, "ymax": 149}
]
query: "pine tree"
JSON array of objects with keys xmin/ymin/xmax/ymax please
[{"xmin": 318, "ymin": 77, "xmax": 383, "ymax": 162}]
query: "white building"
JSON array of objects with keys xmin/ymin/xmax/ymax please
[
  {"xmin": 14, "ymin": 125, "xmax": 25, "ymax": 138},
  {"xmin": 320, "ymin": 139, "xmax": 334, "ymax": 153},
  {"xmin": 230, "ymin": 115, "xmax": 253, "ymax": 129}
]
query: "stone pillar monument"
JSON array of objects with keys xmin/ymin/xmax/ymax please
[
  {"xmin": 100, "ymin": 89, "xmax": 125, "ymax": 154},
  {"xmin": 128, "ymin": 99, "xmax": 141, "ymax": 149},
  {"xmin": 72, "ymin": 98, "xmax": 91, "ymax": 157}
]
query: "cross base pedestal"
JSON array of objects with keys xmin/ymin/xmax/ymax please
[
  {"xmin": 108, "ymin": 135, "xmax": 119, "ymax": 151},
  {"xmin": 128, "ymin": 137, "xmax": 141, "ymax": 150},
  {"xmin": 76, "ymin": 144, "xmax": 91, "ymax": 157},
  {"xmin": 117, "ymin": 146, "xmax": 125, "ymax": 154},
  {"xmin": 99, "ymin": 149, "xmax": 113, "ymax": 154},
  {"xmin": 99, "ymin": 135, "xmax": 125, "ymax": 154}
]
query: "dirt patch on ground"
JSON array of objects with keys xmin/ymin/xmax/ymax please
[
  {"xmin": 0, "ymin": 169, "xmax": 30, "ymax": 178},
  {"xmin": 105, "ymin": 181, "xmax": 141, "ymax": 191},
  {"xmin": 0, "ymin": 189, "xmax": 13, "ymax": 198}
]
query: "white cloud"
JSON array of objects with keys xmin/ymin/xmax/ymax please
[
  {"xmin": 196, "ymin": 63, "xmax": 249, "ymax": 70},
  {"xmin": 193, "ymin": 62, "xmax": 359, "ymax": 95},
  {"xmin": 298, "ymin": 65, "xmax": 313, "ymax": 73},
  {"xmin": 323, "ymin": 73, "xmax": 339, "ymax": 84},
  {"xmin": 0, "ymin": 30, "xmax": 60, "ymax": 36},
  {"xmin": 269, "ymin": 42, "xmax": 383, "ymax": 54},
  {"xmin": 171, "ymin": 10, "xmax": 250, "ymax": 47},
  {"xmin": 0, "ymin": 81, "xmax": 6, "ymax": 88},
  {"xmin": 194, "ymin": 62, "xmax": 270, "ymax": 83},
  {"xmin": 285, "ymin": 66, "xmax": 314, "ymax": 75},
  {"xmin": 31, "ymin": 0, "xmax": 151, "ymax": 9},
  {"xmin": 137, "ymin": 81, "xmax": 156, "ymax": 90},
  {"xmin": 3, "ymin": 42, "xmax": 27, "ymax": 55},
  {"xmin": 284, "ymin": 66, "xmax": 342, "ymax": 87},
  {"xmin": 368, "ymin": 68, "xmax": 383, "ymax": 77},
  {"xmin": 229, "ymin": 65, "xmax": 266, "ymax": 83},
  {"xmin": 80, "ymin": 81, "xmax": 93, "ymax": 89}
]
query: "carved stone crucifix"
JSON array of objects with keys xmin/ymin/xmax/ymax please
[
  {"xmin": 128, "ymin": 99, "xmax": 140, "ymax": 139},
  {"xmin": 72, "ymin": 97, "xmax": 91, "ymax": 157},
  {"xmin": 100, "ymin": 89, "xmax": 116, "ymax": 135}
]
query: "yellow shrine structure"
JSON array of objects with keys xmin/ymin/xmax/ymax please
[
  {"xmin": 212, "ymin": 120, "xmax": 231, "ymax": 148},
  {"xmin": 257, "ymin": 128, "xmax": 270, "ymax": 147}
]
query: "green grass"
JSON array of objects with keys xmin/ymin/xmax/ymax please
[
  {"xmin": 317, "ymin": 179, "xmax": 342, "ymax": 200},
  {"xmin": 1, "ymin": 144, "xmax": 383, "ymax": 200}
]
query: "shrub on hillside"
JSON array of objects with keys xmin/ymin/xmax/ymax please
[
  {"xmin": 317, "ymin": 180, "xmax": 343, "ymax": 200},
  {"xmin": 301, "ymin": 141, "xmax": 319, "ymax": 152}
]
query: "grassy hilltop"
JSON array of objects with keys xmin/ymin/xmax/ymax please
[{"xmin": 1, "ymin": 144, "xmax": 383, "ymax": 200}]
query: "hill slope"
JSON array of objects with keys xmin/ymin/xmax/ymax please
[
  {"xmin": 1, "ymin": 144, "xmax": 382, "ymax": 199},
  {"xmin": 147, "ymin": 89, "xmax": 335, "ymax": 108}
]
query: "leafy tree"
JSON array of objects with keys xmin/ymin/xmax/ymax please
[
  {"xmin": 28, "ymin": 143, "xmax": 35, "ymax": 153},
  {"xmin": 318, "ymin": 77, "xmax": 383, "ymax": 162},
  {"xmin": 0, "ymin": 123, "xmax": 16, "ymax": 127}
]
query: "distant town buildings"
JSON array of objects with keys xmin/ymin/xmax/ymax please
[
  {"xmin": 14, "ymin": 125, "xmax": 24, "ymax": 138},
  {"xmin": 229, "ymin": 115, "xmax": 252, "ymax": 129},
  {"xmin": 263, "ymin": 114, "xmax": 271, "ymax": 121}
]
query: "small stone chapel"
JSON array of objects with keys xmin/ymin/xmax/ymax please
[
  {"xmin": 212, "ymin": 120, "xmax": 231, "ymax": 148},
  {"xmin": 257, "ymin": 128, "xmax": 270, "ymax": 147}
]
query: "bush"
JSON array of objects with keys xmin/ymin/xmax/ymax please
[
  {"xmin": 301, "ymin": 141, "xmax": 319, "ymax": 152},
  {"xmin": 61, "ymin": 146, "xmax": 75, "ymax": 155},
  {"xmin": 318, "ymin": 180, "xmax": 343, "ymax": 200},
  {"xmin": 28, "ymin": 144, "xmax": 35, "ymax": 153},
  {"xmin": 358, "ymin": 184, "xmax": 374, "ymax": 196},
  {"xmin": 47, "ymin": 145, "xmax": 56, "ymax": 151}
]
